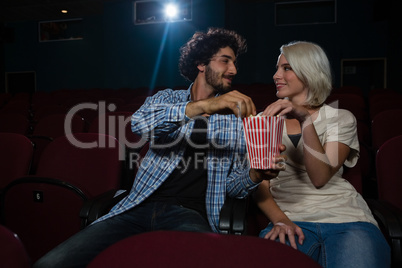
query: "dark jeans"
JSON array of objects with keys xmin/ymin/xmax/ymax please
[{"xmin": 33, "ymin": 202, "xmax": 212, "ymax": 268}]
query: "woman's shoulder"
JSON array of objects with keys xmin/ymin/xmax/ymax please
[{"xmin": 321, "ymin": 104, "xmax": 356, "ymax": 125}]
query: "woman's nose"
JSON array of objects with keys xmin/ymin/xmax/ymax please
[{"xmin": 273, "ymin": 70, "xmax": 280, "ymax": 81}]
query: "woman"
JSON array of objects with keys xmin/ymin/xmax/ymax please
[{"xmin": 255, "ymin": 41, "xmax": 390, "ymax": 267}]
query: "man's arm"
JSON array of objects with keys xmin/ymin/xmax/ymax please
[
  {"xmin": 254, "ymin": 180, "xmax": 305, "ymax": 249},
  {"xmin": 185, "ymin": 90, "xmax": 256, "ymax": 118},
  {"xmin": 131, "ymin": 89, "xmax": 190, "ymax": 141}
]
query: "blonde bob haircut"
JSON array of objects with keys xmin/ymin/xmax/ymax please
[{"xmin": 280, "ymin": 41, "xmax": 332, "ymax": 107}]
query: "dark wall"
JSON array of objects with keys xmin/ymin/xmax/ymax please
[
  {"xmin": 225, "ymin": 0, "xmax": 393, "ymax": 93},
  {"xmin": 2, "ymin": 0, "xmax": 399, "ymax": 93},
  {"xmin": 2, "ymin": 0, "xmax": 225, "ymax": 92}
]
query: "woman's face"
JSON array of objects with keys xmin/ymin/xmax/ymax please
[{"xmin": 273, "ymin": 54, "xmax": 307, "ymax": 104}]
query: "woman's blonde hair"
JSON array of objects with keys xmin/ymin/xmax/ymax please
[{"xmin": 280, "ymin": 41, "xmax": 332, "ymax": 107}]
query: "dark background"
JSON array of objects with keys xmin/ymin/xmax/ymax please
[{"xmin": 1, "ymin": 0, "xmax": 399, "ymax": 95}]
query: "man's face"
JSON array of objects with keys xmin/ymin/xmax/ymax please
[{"xmin": 205, "ymin": 46, "xmax": 237, "ymax": 94}]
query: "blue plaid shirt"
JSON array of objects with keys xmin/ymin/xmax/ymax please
[{"xmin": 95, "ymin": 85, "xmax": 259, "ymax": 233}]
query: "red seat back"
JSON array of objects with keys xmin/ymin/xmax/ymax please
[
  {"xmin": 376, "ymin": 135, "xmax": 402, "ymax": 211},
  {"xmin": 2, "ymin": 133, "xmax": 123, "ymax": 262},
  {"xmin": 0, "ymin": 225, "xmax": 30, "ymax": 267},
  {"xmin": 371, "ymin": 109, "xmax": 402, "ymax": 151},
  {"xmin": 0, "ymin": 133, "xmax": 33, "ymax": 189},
  {"xmin": 88, "ymin": 111, "xmax": 143, "ymax": 146},
  {"xmin": 36, "ymin": 133, "xmax": 122, "ymax": 197},
  {"xmin": 29, "ymin": 113, "xmax": 86, "ymax": 174},
  {"xmin": 2, "ymin": 178, "xmax": 86, "ymax": 262},
  {"xmin": 0, "ymin": 113, "xmax": 30, "ymax": 135},
  {"xmin": 32, "ymin": 113, "xmax": 85, "ymax": 138},
  {"xmin": 88, "ymin": 231, "xmax": 321, "ymax": 268}
]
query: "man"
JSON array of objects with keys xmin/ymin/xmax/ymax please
[{"xmin": 34, "ymin": 28, "xmax": 284, "ymax": 268}]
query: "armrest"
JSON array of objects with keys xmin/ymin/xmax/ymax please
[
  {"xmin": 366, "ymin": 198, "xmax": 402, "ymax": 267},
  {"xmin": 219, "ymin": 197, "xmax": 235, "ymax": 234},
  {"xmin": 80, "ymin": 189, "xmax": 128, "ymax": 228},
  {"xmin": 219, "ymin": 196, "xmax": 247, "ymax": 235},
  {"xmin": 232, "ymin": 198, "xmax": 247, "ymax": 235},
  {"xmin": 366, "ymin": 199, "xmax": 402, "ymax": 239}
]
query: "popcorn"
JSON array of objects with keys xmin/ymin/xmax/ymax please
[
  {"xmin": 249, "ymin": 112, "xmax": 263, "ymax": 117},
  {"xmin": 243, "ymin": 115, "xmax": 285, "ymax": 169}
]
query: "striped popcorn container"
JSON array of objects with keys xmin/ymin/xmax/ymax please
[{"xmin": 242, "ymin": 115, "xmax": 285, "ymax": 169}]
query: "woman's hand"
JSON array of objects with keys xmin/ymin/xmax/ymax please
[
  {"xmin": 261, "ymin": 99, "xmax": 310, "ymax": 124},
  {"xmin": 264, "ymin": 219, "xmax": 305, "ymax": 250}
]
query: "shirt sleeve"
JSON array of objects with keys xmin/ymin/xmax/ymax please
[
  {"xmin": 324, "ymin": 108, "xmax": 360, "ymax": 167},
  {"xmin": 131, "ymin": 89, "xmax": 191, "ymax": 141},
  {"xmin": 226, "ymin": 157, "xmax": 260, "ymax": 197}
]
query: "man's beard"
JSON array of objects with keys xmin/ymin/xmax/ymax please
[{"xmin": 205, "ymin": 65, "xmax": 233, "ymax": 94}]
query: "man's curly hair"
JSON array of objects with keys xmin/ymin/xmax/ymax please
[{"xmin": 179, "ymin": 28, "xmax": 247, "ymax": 82}]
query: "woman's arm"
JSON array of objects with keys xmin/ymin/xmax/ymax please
[
  {"xmin": 301, "ymin": 116, "xmax": 351, "ymax": 187},
  {"xmin": 262, "ymin": 99, "xmax": 351, "ymax": 187},
  {"xmin": 254, "ymin": 180, "xmax": 304, "ymax": 249}
]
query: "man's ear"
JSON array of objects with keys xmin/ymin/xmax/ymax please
[{"xmin": 197, "ymin": 64, "xmax": 205, "ymax": 73}]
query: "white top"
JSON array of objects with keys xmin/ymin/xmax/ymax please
[{"xmin": 270, "ymin": 105, "xmax": 378, "ymax": 226}]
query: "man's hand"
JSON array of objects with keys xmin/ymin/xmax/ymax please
[
  {"xmin": 249, "ymin": 144, "xmax": 287, "ymax": 183},
  {"xmin": 186, "ymin": 90, "xmax": 256, "ymax": 118},
  {"xmin": 249, "ymin": 155, "xmax": 286, "ymax": 182}
]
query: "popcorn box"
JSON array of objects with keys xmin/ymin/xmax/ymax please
[{"xmin": 242, "ymin": 115, "xmax": 285, "ymax": 169}]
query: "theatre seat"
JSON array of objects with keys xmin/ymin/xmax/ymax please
[
  {"xmin": 0, "ymin": 113, "xmax": 30, "ymax": 135},
  {"xmin": 0, "ymin": 224, "xmax": 30, "ymax": 268},
  {"xmin": 29, "ymin": 113, "xmax": 85, "ymax": 173},
  {"xmin": 0, "ymin": 133, "xmax": 33, "ymax": 191},
  {"xmin": 366, "ymin": 135, "xmax": 402, "ymax": 267},
  {"xmin": 88, "ymin": 111, "xmax": 146, "ymax": 190},
  {"xmin": 88, "ymin": 231, "xmax": 321, "ymax": 268},
  {"xmin": 371, "ymin": 109, "xmax": 402, "ymax": 152},
  {"xmin": 1, "ymin": 133, "xmax": 126, "ymax": 262}
]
